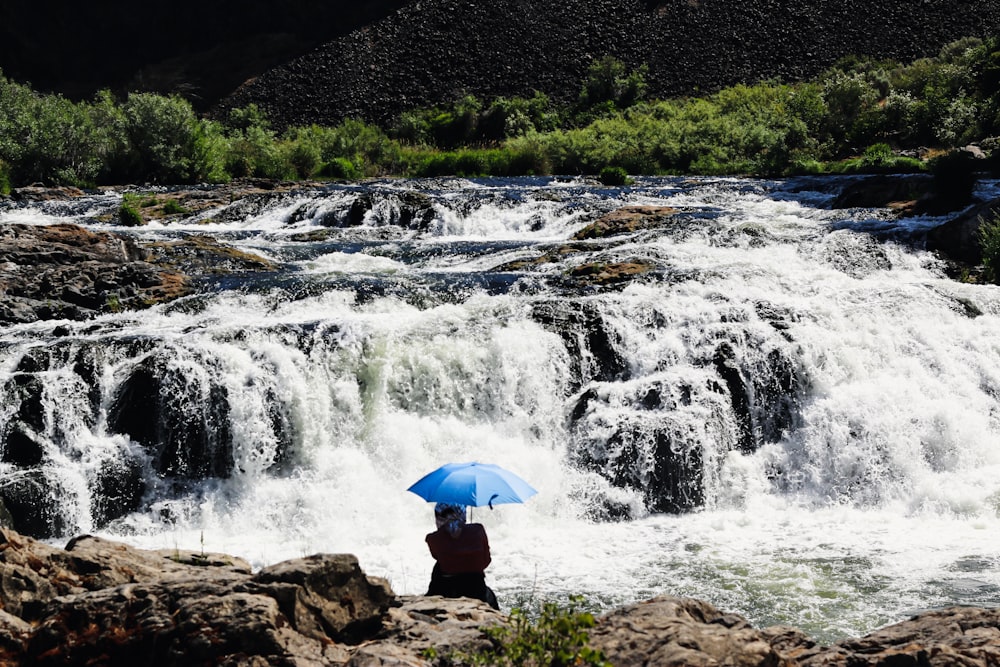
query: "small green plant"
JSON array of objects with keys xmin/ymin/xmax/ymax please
[
  {"xmin": 0, "ymin": 159, "xmax": 10, "ymax": 196},
  {"xmin": 598, "ymin": 165, "xmax": 630, "ymax": 186},
  {"xmin": 162, "ymin": 199, "xmax": 188, "ymax": 215},
  {"xmin": 455, "ymin": 596, "xmax": 611, "ymax": 667},
  {"xmin": 978, "ymin": 210, "xmax": 1000, "ymax": 284},
  {"xmin": 105, "ymin": 293, "xmax": 122, "ymax": 313},
  {"xmin": 118, "ymin": 196, "xmax": 144, "ymax": 226}
]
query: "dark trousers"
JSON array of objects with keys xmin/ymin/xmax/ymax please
[{"xmin": 427, "ymin": 563, "xmax": 499, "ymax": 609}]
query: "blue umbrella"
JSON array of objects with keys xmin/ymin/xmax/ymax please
[{"xmin": 407, "ymin": 461, "xmax": 538, "ymax": 509}]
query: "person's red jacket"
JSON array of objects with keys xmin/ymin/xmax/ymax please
[{"xmin": 425, "ymin": 523, "xmax": 491, "ymax": 574}]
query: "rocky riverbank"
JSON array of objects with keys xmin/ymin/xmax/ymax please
[{"xmin": 0, "ymin": 527, "xmax": 997, "ymax": 666}]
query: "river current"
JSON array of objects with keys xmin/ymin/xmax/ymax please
[{"xmin": 2, "ymin": 175, "xmax": 999, "ymax": 643}]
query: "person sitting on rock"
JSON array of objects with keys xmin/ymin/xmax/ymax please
[{"xmin": 424, "ymin": 502, "xmax": 499, "ymax": 609}]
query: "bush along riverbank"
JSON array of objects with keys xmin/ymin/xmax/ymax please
[
  {"xmin": 0, "ymin": 526, "xmax": 998, "ymax": 666},
  {"xmin": 1, "ymin": 34, "xmax": 999, "ymax": 192}
]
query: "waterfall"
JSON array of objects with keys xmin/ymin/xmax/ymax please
[{"xmin": 2, "ymin": 176, "xmax": 999, "ymax": 641}]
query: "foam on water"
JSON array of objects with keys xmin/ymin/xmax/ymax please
[{"xmin": 2, "ymin": 177, "xmax": 999, "ymax": 643}]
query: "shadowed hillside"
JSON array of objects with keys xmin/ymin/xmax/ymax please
[
  {"xmin": 2, "ymin": 0, "xmax": 998, "ymax": 129},
  {"xmin": 0, "ymin": 0, "xmax": 409, "ymax": 107},
  {"xmin": 219, "ymin": 0, "xmax": 1000, "ymax": 128}
]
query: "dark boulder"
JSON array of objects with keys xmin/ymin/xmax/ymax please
[
  {"xmin": 88, "ymin": 454, "xmax": 147, "ymax": 529},
  {"xmin": 346, "ymin": 191, "xmax": 437, "ymax": 229},
  {"xmin": 532, "ymin": 299, "xmax": 629, "ymax": 388},
  {"xmin": 926, "ymin": 198, "xmax": 1000, "ymax": 266},
  {"xmin": 830, "ymin": 175, "xmax": 933, "ymax": 210},
  {"xmin": 0, "ymin": 424, "xmax": 44, "ymax": 468},
  {"xmin": 107, "ymin": 355, "xmax": 235, "ymax": 480},
  {"xmin": 0, "ymin": 469, "xmax": 66, "ymax": 538}
]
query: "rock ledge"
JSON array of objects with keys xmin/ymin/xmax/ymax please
[{"xmin": 0, "ymin": 527, "xmax": 997, "ymax": 666}]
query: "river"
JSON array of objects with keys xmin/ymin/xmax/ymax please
[{"xmin": 1, "ymin": 175, "xmax": 999, "ymax": 643}]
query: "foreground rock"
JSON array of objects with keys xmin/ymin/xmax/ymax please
[{"xmin": 0, "ymin": 527, "xmax": 997, "ymax": 666}]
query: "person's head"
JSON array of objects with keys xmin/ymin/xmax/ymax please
[{"xmin": 434, "ymin": 503, "xmax": 466, "ymax": 537}]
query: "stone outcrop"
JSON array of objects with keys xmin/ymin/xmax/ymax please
[
  {"xmin": 926, "ymin": 198, "xmax": 1000, "ymax": 266},
  {"xmin": 0, "ymin": 527, "xmax": 998, "ymax": 666},
  {"xmin": 0, "ymin": 223, "xmax": 192, "ymax": 324},
  {"xmin": 573, "ymin": 205, "xmax": 681, "ymax": 240},
  {"xmin": 0, "ymin": 190, "xmax": 285, "ymax": 325}
]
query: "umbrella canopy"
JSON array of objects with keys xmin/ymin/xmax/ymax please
[{"xmin": 407, "ymin": 461, "xmax": 538, "ymax": 509}]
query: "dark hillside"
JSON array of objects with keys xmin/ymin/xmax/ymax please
[
  {"xmin": 220, "ymin": 0, "xmax": 1000, "ymax": 128},
  {"xmin": 0, "ymin": 0, "xmax": 409, "ymax": 107}
]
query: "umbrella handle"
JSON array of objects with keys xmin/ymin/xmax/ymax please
[{"xmin": 488, "ymin": 493, "xmax": 498, "ymax": 510}]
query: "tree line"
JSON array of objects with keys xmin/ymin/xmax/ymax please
[{"xmin": 1, "ymin": 35, "xmax": 998, "ymax": 192}]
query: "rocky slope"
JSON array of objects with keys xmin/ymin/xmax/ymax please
[
  {"xmin": 0, "ymin": 526, "xmax": 997, "ymax": 666},
  {"xmin": 220, "ymin": 0, "xmax": 1000, "ymax": 128}
]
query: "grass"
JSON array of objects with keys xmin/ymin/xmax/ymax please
[{"xmin": 443, "ymin": 596, "xmax": 611, "ymax": 667}]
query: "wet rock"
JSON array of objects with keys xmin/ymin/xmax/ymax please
[
  {"xmin": 88, "ymin": 454, "xmax": 146, "ymax": 529},
  {"xmin": 569, "ymin": 381, "xmax": 708, "ymax": 514},
  {"xmin": 926, "ymin": 197, "xmax": 1000, "ymax": 266},
  {"xmin": 830, "ymin": 175, "xmax": 932, "ymax": 210},
  {"xmin": 567, "ymin": 260, "xmax": 655, "ymax": 286},
  {"xmin": 142, "ymin": 234, "xmax": 278, "ymax": 274},
  {"xmin": 0, "ymin": 423, "xmax": 45, "ymax": 468},
  {"xmin": 0, "ymin": 469, "xmax": 66, "ymax": 539},
  {"xmin": 573, "ymin": 206, "xmax": 680, "ymax": 240},
  {"xmin": 0, "ymin": 223, "xmax": 192, "ymax": 325},
  {"xmin": 106, "ymin": 355, "xmax": 235, "ymax": 480},
  {"xmin": 346, "ymin": 191, "xmax": 437, "ymax": 229},
  {"xmin": 531, "ymin": 299, "xmax": 629, "ymax": 386},
  {"xmin": 10, "ymin": 186, "xmax": 88, "ymax": 201}
]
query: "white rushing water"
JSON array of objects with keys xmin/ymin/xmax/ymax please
[{"xmin": 1, "ymin": 176, "xmax": 999, "ymax": 643}]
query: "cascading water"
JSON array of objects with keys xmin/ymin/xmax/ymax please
[{"xmin": 1, "ymin": 176, "xmax": 999, "ymax": 642}]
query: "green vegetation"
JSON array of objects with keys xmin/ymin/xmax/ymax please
[
  {"xmin": 598, "ymin": 165, "xmax": 631, "ymax": 186},
  {"xmin": 162, "ymin": 199, "xmax": 188, "ymax": 215},
  {"xmin": 447, "ymin": 597, "xmax": 611, "ymax": 667},
  {"xmin": 117, "ymin": 194, "xmax": 144, "ymax": 226},
  {"xmin": 0, "ymin": 35, "xmax": 998, "ymax": 189},
  {"xmin": 978, "ymin": 211, "xmax": 1000, "ymax": 284}
]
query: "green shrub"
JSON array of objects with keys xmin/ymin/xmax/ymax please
[
  {"xmin": 121, "ymin": 93, "xmax": 204, "ymax": 183},
  {"xmin": 162, "ymin": 199, "xmax": 188, "ymax": 215},
  {"xmin": 505, "ymin": 133, "xmax": 553, "ymax": 175},
  {"xmin": 578, "ymin": 56, "xmax": 648, "ymax": 114},
  {"xmin": 455, "ymin": 597, "xmax": 611, "ymax": 667},
  {"xmin": 320, "ymin": 157, "xmax": 362, "ymax": 180},
  {"xmin": 978, "ymin": 211, "xmax": 1000, "ymax": 284},
  {"xmin": 281, "ymin": 137, "xmax": 323, "ymax": 179},
  {"xmin": 0, "ymin": 159, "xmax": 10, "ymax": 195},
  {"xmin": 598, "ymin": 165, "xmax": 630, "ymax": 185},
  {"xmin": 118, "ymin": 195, "xmax": 144, "ymax": 226}
]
